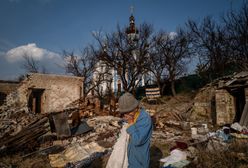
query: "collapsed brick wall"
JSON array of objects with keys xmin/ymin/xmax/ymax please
[
  {"xmin": 190, "ymin": 85, "xmax": 216, "ymax": 123},
  {"xmin": 0, "ymin": 81, "xmax": 19, "ymax": 105},
  {"xmin": 0, "ymin": 90, "xmax": 39, "ymax": 139},
  {"xmin": 191, "ymin": 85, "xmax": 237, "ymax": 125},
  {"xmin": 215, "ymin": 89, "xmax": 236, "ymax": 125}
]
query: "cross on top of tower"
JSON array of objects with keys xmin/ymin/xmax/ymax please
[{"xmin": 130, "ymin": 6, "xmax": 134, "ymax": 15}]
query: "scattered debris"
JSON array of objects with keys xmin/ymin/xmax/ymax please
[
  {"xmin": 48, "ymin": 142, "xmax": 106, "ymax": 168},
  {"xmin": 1, "ymin": 72, "xmax": 248, "ymax": 167}
]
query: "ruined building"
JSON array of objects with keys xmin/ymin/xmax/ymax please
[
  {"xmin": 191, "ymin": 71, "xmax": 248, "ymax": 127},
  {"xmin": 1, "ymin": 73, "xmax": 84, "ymax": 114},
  {"xmin": 0, "ymin": 73, "xmax": 85, "ymax": 152}
]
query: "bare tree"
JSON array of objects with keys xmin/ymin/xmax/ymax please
[
  {"xmin": 63, "ymin": 46, "xmax": 109, "ymax": 97},
  {"xmin": 153, "ymin": 29, "xmax": 191, "ymax": 96},
  {"xmin": 21, "ymin": 53, "xmax": 47, "ymax": 74},
  {"xmin": 22, "ymin": 54, "xmax": 39, "ymax": 73},
  {"xmin": 92, "ymin": 60, "xmax": 113, "ymax": 100},
  {"xmin": 223, "ymin": 2, "xmax": 248, "ymax": 70},
  {"xmin": 187, "ymin": 17, "xmax": 232, "ymax": 81},
  {"xmin": 147, "ymin": 40, "xmax": 168, "ymax": 95},
  {"xmin": 93, "ymin": 23, "xmax": 153, "ymax": 93}
]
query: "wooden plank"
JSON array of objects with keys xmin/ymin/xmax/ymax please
[
  {"xmin": 240, "ymin": 102, "xmax": 248, "ymax": 127},
  {"xmin": 0, "ymin": 117, "xmax": 50, "ymax": 153}
]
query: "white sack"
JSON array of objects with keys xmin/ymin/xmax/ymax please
[{"xmin": 106, "ymin": 124, "xmax": 129, "ymax": 168}]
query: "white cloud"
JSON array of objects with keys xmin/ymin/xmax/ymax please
[
  {"xmin": 0, "ymin": 43, "xmax": 64, "ymax": 80},
  {"xmin": 5, "ymin": 43, "xmax": 60, "ymax": 63}
]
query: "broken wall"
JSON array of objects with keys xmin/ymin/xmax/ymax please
[
  {"xmin": 6, "ymin": 73, "xmax": 84, "ymax": 114},
  {"xmin": 191, "ymin": 85, "xmax": 216, "ymax": 123},
  {"xmin": 215, "ymin": 89, "xmax": 236, "ymax": 125},
  {"xmin": 0, "ymin": 80, "xmax": 19, "ymax": 105}
]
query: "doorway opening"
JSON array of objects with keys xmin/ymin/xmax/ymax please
[
  {"xmin": 28, "ymin": 89, "xmax": 44, "ymax": 113},
  {"xmin": 231, "ymin": 88, "xmax": 245, "ymax": 122}
]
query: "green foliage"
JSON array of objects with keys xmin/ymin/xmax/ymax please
[
  {"xmin": 135, "ymin": 86, "xmax": 146, "ymax": 100},
  {"xmin": 175, "ymin": 74, "xmax": 207, "ymax": 94}
]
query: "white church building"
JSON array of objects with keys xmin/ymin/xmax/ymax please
[{"xmin": 93, "ymin": 12, "xmax": 154, "ymax": 96}]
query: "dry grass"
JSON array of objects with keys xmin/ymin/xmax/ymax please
[{"xmin": 187, "ymin": 140, "xmax": 248, "ymax": 168}]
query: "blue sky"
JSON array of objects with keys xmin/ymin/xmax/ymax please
[{"xmin": 0, "ymin": 0, "xmax": 244, "ymax": 80}]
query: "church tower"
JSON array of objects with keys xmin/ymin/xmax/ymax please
[{"xmin": 126, "ymin": 6, "xmax": 139, "ymax": 43}]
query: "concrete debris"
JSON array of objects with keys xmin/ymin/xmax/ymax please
[
  {"xmin": 187, "ymin": 146, "xmax": 198, "ymax": 159},
  {"xmin": 0, "ymin": 101, "xmax": 42, "ymax": 139},
  {"xmin": 83, "ymin": 116, "xmax": 122, "ymax": 143},
  {"xmin": 49, "ymin": 142, "xmax": 106, "ymax": 168}
]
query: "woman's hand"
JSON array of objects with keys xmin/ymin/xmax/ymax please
[{"xmin": 124, "ymin": 113, "xmax": 134, "ymax": 124}]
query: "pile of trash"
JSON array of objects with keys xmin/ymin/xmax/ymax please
[{"xmin": 151, "ymin": 120, "xmax": 248, "ymax": 168}]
